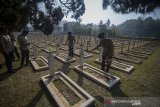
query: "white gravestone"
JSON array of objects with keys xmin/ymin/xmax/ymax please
[
  {"xmin": 58, "ymin": 36, "xmax": 62, "ymax": 47},
  {"xmin": 61, "ymin": 36, "xmax": 64, "ymax": 45},
  {"xmin": 48, "ymin": 53, "xmax": 55, "ymax": 77},
  {"xmin": 73, "ymin": 44, "xmax": 76, "ymax": 53},
  {"xmin": 80, "ymin": 47, "xmax": 84, "ymax": 69},
  {"xmin": 56, "ymin": 43, "xmax": 60, "ymax": 54},
  {"xmin": 33, "ymin": 44, "xmax": 38, "ymax": 58},
  {"xmin": 99, "ymin": 47, "xmax": 103, "ymax": 61}
]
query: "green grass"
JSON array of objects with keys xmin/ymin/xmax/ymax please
[
  {"xmin": 35, "ymin": 59, "xmax": 46, "ymax": 67},
  {"xmin": 53, "ymin": 79, "xmax": 81, "ymax": 106},
  {"xmin": 0, "ymin": 43, "xmax": 160, "ymax": 107}
]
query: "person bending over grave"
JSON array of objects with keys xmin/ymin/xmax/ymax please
[
  {"xmin": 90, "ymin": 33, "xmax": 114, "ymax": 72},
  {"xmin": 65, "ymin": 32, "xmax": 76, "ymax": 58},
  {"xmin": 18, "ymin": 28, "xmax": 30, "ymax": 67}
]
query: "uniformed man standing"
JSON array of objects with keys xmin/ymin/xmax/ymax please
[
  {"xmin": 18, "ymin": 29, "xmax": 30, "ymax": 67},
  {"xmin": 65, "ymin": 32, "xmax": 76, "ymax": 57},
  {"xmin": 90, "ymin": 33, "xmax": 114, "ymax": 72}
]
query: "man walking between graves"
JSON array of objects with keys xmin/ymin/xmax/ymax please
[
  {"xmin": 65, "ymin": 32, "xmax": 76, "ymax": 58},
  {"xmin": 0, "ymin": 28, "xmax": 14, "ymax": 73},
  {"xmin": 18, "ymin": 28, "xmax": 30, "ymax": 67},
  {"xmin": 10, "ymin": 33, "xmax": 21, "ymax": 61},
  {"xmin": 90, "ymin": 33, "xmax": 114, "ymax": 72}
]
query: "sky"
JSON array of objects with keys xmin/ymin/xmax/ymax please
[{"xmin": 63, "ymin": 0, "xmax": 160, "ymax": 25}]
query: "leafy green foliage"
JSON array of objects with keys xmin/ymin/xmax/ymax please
[
  {"xmin": 116, "ymin": 17, "xmax": 160, "ymax": 38},
  {"xmin": 0, "ymin": 0, "xmax": 85, "ymax": 35},
  {"xmin": 103, "ymin": 0, "xmax": 160, "ymax": 14},
  {"xmin": 63, "ymin": 20, "xmax": 120, "ymax": 37},
  {"xmin": 1, "ymin": 0, "xmax": 160, "ymax": 35}
]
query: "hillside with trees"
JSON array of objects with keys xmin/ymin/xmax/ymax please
[{"xmin": 116, "ymin": 17, "xmax": 160, "ymax": 38}]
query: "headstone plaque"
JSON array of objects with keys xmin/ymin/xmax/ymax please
[
  {"xmin": 33, "ymin": 44, "xmax": 37, "ymax": 58},
  {"xmin": 48, "ymin": 53, "xmax": 55, "ymax": 77},
  {"xmin": 128, "ymin": 42, "xmax": 130, "ymax": 51},
  {"xmin": 99, "ymin": 47, "xmax": 103, "ymax": 61},
  {"xmin": 80, "ymin": 47, "xmax": 84, "ymax": 69}
]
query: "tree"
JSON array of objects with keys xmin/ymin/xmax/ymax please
[
  {"xmin": 99, "ymin": 20, "xmax": 107, "ymax": 34},
  {"xmin": 63, "ymin": 23, "xmax": 69, "ymax": 33},
  {"xmin": 116, "ymin": 17, "xmax": 160, "ymax": 38},
  {"xmin": 106, "ymin": 19, "xmax": 110, "ymax": 28},
  {"xmin": 0, "ymin": 0, "xmax": 85, "ymax": 35},
  {"xmin": 1, "ymin": 0, "xmax": 160, "ymax": 35},
  {"xmin": 102, "ymin": 0, "xmax": 160, "ymax": 14}
]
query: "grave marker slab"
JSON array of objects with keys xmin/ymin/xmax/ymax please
[
  {"xmin": 74, "ymin": 49, "xmax": 92, "ymax": 58},
  {"xmin": 30, "ymin": 56, "xmax": 49, "ymax": 71},
  {"xmin": 74, "ymin": 63, "xmax": 120, "ymax": 89},
  {"xmin": 96, "ymin": 45, "xmax": 134, "ymax": 73},
  {"xmin": 41, "ymin": 72, "xmax": 95, "ymax": 107},
  {"xmin": 123, "ymin": 51, "xmax": 148, "ymax": 59},
  {"xmin": 113, "ymin": 54, "xmax": 142, "ymax": 64},
  {"xmin": 95, "ymin": 59, "xmax": 134, "ymax": 73},
  {"xmin": 53, "ymin": 53, "xmax": 76, "ymax": 63},
  {"xmin": 60, "ymin": 45, "xmax": 68, "ymax": 51},
  {"xmin": 134, "ymin": 48, "xmax": 155, "ymax": 52},
  {"xmin": 129, "ymin": 50, "xmax": 152, "ymax": 55},
  {"xmin": 42, "ymin": 48, "xmax": 56, "ymax": 53}
]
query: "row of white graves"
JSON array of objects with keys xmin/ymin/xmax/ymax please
[
  {"xmin": 113, "ymin": 39, "xmax": 159, "ymax": 67},
  {"xmin": 120, "ymin": 40, "xmax": 152, "ymax": 59},
  {"xmin": 28, "ymin": 33, "xmax": 158, "ymax": 106},
  {"xmin": 112, "ymin": 39, "xmax": 151, "ymax": 64},
  {"xmin": 40, "ymin": 45, "xmax": 120, "ymax": 106}
]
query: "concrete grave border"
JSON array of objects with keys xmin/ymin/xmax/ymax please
[
  {"xmin": 74, "ymin": 49, "xmax": 93, "ymax": 58},
  {"xmin": 41, "ymin": 71, "xmax": 95, "ymax": 107},
  {"xmin": 60, "ymin": 45, "xmax": 68, "ymax": 51},
  {"xmin": 95, "ymin": 59, "xmax": 134, "ymax": 73},
  {"xmin": 36, "ymin": 44, "xmax": 43, "ymax": 48},
  {"xmin": 74, "ymin": 63, "xmax": 120, "ymax": 89},
  {"xmin": 134, "ymin": 48, "xmax": 154, "ymax": 53},
  {"xmin": 122, "ymin": 52, "xmax": 148, "ymax": 59},
  {"xmin": 53, "ymin": 53, "xmax": 76, "ymax": 63},
  {"xmin": 42, "ymin": 48, "xmax": 56, "ymax": 53},
  {"xmin": 30, "ymin": 56, "xmax": 48, "ymax": 71},
  {"xmin": 92, "ymin": 50, "xmax": 99, "ymax": 54},
  {"xmin": 129, "ymin": 50, "xmax": 152, "ymax": 55},
  {"xmin": 113, "ymin": 55, "xmax": 142, "ymax": 64}
]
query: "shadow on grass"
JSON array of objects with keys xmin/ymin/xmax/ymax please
[
  {"xmin": 26, "ymin": 81, "xmax": 58, "ymax": 107},
  {"xmin": 0, "ymin": 72, "xmax": 13, "ymax": 82},
  {"xmin": 14, "ymin": 65, "xmax": 24, "ymax": 72},
  {"xmin": 77, "ymin": 73, "xmax": 84, "ymax": 86},
  {"xmin": 95, "ymin": 95, "xmax": 104, "ymax": 104},
  {"xmin": 94, "ymin": 85, "xmax": 129, "ymax": 107},
  {"xmin": 61, "ymin": 63, "xmax": 71, "ymax": 74},
  {"xmin": 110, "ymin": 84, "xmax": 129, "ymax": 97},
  {"xmin": 26, "ymin": 88, "xmax": 44, "ymax": 107},
  {"xmin": 0, "ymin": 65, "xmax": 23, "ymax": 82}
]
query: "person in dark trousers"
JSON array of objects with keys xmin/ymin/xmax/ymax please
[
  {"xmin": 18, "ymin": 29, "xmax": 30, "ymax": 67},
  {"xmin": 0, "ymin": 28, "xmax": 14, "ymax": 73},
  {"xmin": 10, "ymin": 33, "xmax": 21, "ymax": 61},
  {"xmin": 0, "ymin": 64, "xmax": 2, "ymax": 69},
  {"xmin": 65, "ymin": 32, "xmax": 76, "ymax": 57},
  {"xmin": 0, "ymin": 36, "xmax": 3, "ymax": 70},
  {"xmin": 90, "ymin": 33, "xmax": 114, "ymax": 72}
]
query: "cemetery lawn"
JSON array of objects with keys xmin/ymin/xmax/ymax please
[{"xmin": 0, "ymin": 46, "xmax": 160, "ymax": 107}]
